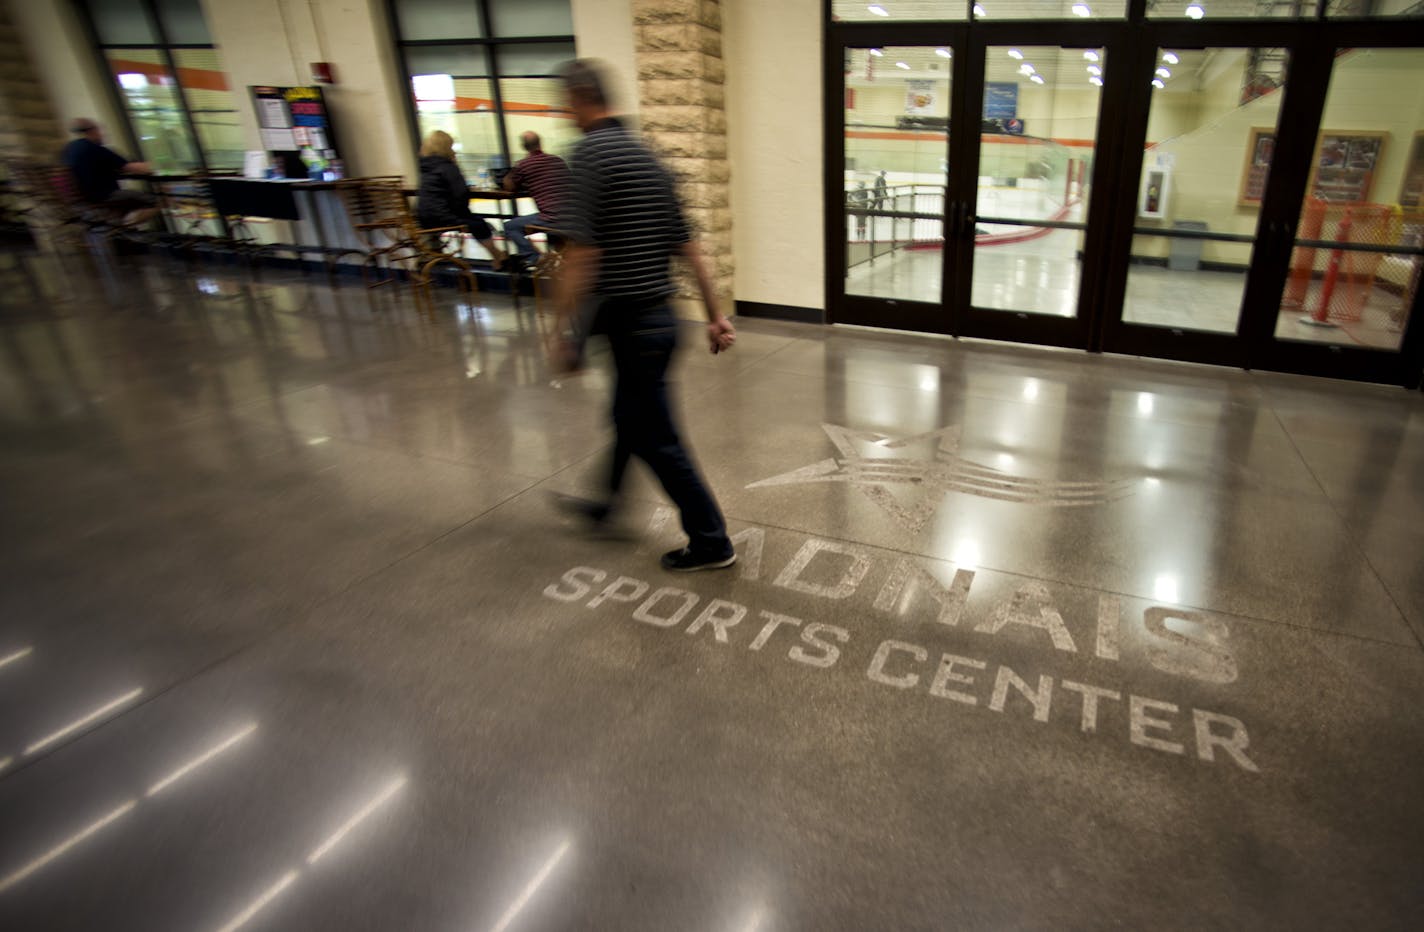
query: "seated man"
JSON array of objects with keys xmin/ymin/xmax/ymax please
[
  {"xmin": 502, "ymin": 131, "xmax": 570, "ymax": 267},
  {"xmin": 59, "ymin": 118, "xmax": 159, "ymax": 226}
]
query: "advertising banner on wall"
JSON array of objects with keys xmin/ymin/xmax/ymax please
[{"xmin": 905, "ymin": 80, "xmax": 936, "ymax": 115}]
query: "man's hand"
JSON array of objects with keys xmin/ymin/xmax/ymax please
[{"xmin": 707, "ymin": 316, "xmax": 735, "ymax": 355}]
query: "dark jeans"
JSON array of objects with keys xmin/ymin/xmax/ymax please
[{"xmin": 603, "ymin": 300, "xmax": 731, "ymax": 558}]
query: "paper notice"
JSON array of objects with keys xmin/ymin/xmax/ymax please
[{"xmin": 260, "ymin": 128, "xmax": 297, "ymax": 151}]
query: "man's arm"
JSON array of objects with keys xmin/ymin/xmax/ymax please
[
  {"xmin": 680, "ymin": 239, "xmax": 735, "ymax": 355},
  {"xmin": 503, "ymin": 163, "xmax": 519, "ymax": 193},
  {"xmin": 550, "ymin": 242, "xmax": 600, "ymax": 372}
]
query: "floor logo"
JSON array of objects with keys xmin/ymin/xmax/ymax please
[{"xmin": 747, "ymin": 423, "xmax": 1137, "ymax": 533}]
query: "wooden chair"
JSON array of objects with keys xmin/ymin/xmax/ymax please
[{"xmin": 355, "ymin": 179, "xmax": 478, "ymax": 303}]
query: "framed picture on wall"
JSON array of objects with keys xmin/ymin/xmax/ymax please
[
  {"xmin": 1238, "ymin": 127, "xmax": 1275, "ymax": 206},
  {"xmin": 1400, "ymin": 131, "xmax": 1424, "ymax": 209},
  {"xmin": 1311, "ymin": 131, "xmax": 1385, "ymax": 203}
]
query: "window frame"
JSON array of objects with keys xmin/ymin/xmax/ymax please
[
  {"xmin": 72, "ymin": 0, "xmax": 236, "ymax": 175},
  {"xmin": 384, "ymin": 0, "xmax": 577, "ymax": 176}
]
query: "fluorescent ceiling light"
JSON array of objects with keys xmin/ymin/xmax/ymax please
[
  {"xmin": 869, "ymin": 48, "xmax": 884, "ymax": 57},
  {"xmin": 1007, "ymin": 49, "xmax": 1023, "ymax": 60},
  {"xmin": 1029, "ymin": 74, "xmax": 1045, "ymax": 84},
  {"xmin": 1072, "ymin": 3, "xmax": 1092, "ymax": 16},
  {"xmin": 868, "ymin": 3, "xmax": 889, "ymax": 15},
  {"xmin": 1185, "ymin": 3, "xmax": 1205, "ymax": 18},
  {"xmin": 1152, "ymin": 78, "xmax": 1166, "ymax": 88},
  {"xmin": 935, "ymin": 48, "xmax": 952, "ymax": 58},
  {"xmin": 1162, "ymin": 51, "xmax": 1180, "ymax": 64},
  {"xmin": 118, "ymin": 73, "xmax": 147, "ymax": 90},
  {"xmin": 1087, "ymin": 64, "xmax": 1102, "ymax": 75},
  {"xmin": 1156, "ymin": 67, "xmax": 1172, "ymax": 78},
  {"xmin": 1083, "ymin": 50, "xmax": 1100, "ymax": 62},
  {"xmin": 895, "ymin": 61, "xmax": 911, "ymax": 70},
  {"xmin": 1019, "ymin": 63, "xmax": 1035, "ymax": 75},
  {"xmin": 1089, "ymin": 75, "xmax": 1104, "ymax": 86},
  {"xmin": 973, "ymin": 3, "xmax": 987, "ymax": 16}
]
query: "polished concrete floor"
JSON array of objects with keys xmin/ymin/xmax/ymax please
[{"xmin": 2, "ymin": 247, "xmax": 1423, "ymax": 930}]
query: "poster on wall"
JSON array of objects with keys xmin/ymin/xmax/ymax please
[
  {"xmin": 1238, "ymin": 127, "xmax": 1275, "ymax": 206},
  {"xmin": 1400, "ymin": 131, "xmax": 1424, "ymax": 209},
  {"xmin": 983, "ymin": 82, "xmax": 1018, "ymax": 120},
  {"xmin": 1239, "ymin": 128, "xmax": 1387, "ymax": 206},
  {"xmin": 905, "ymin": 80, "xmax": 936, "ymax": 115},
  {"xmin": 1313, "ymin": 131, "xmax": 1384, "ymax": 203}
]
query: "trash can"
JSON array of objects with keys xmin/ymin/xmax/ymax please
[{"xmin": 1169, "ymin": 220, "xmax": 1208, "ymax": 271}]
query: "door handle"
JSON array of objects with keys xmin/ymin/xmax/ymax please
[{"xmin": 963, "ymin": 202, "xmax": 976, "ymax": 237}]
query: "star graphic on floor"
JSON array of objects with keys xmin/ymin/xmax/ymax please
[{"xmin": 747, "ymin": 423, "xmax": 1138, "ymax": 534}]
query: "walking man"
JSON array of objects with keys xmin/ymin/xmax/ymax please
[
  {"xmin": 552, "ymin": 59, "xmax": 737, "ymax": 572},
  {"xmin": 502, "ymin": 131, "xmax": 569, "ymax": 267}
]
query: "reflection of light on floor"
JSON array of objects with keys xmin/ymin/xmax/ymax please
[
  {"xmin": 1022, "ymin": 378, "xmax": 1040, "ymax": 401},
  {"xmin": 996, "ymin": 453, "xmax": 1015, "ymax": 469},
  {"xmin": 147, "ymin": 724, "xmax": 258, "ymax": 797},
  {"xmin": 306, "ymin": 775, "xmax": 407, "ymax": 865},
  {"xmin": 1154, "ymin": 573, "xmax": 1180, "ymax": 605},
  {"xmin": 952, "ymin": 539, "xmax": 982, "ymax": 570},
  {"xmin": 0, "ymin": 722, "xmax": 258, "ymax": 894},
  {"xmin": 214, "ymin": 870, "xmax": 299, "ymax": 932},
  {"xmin": 489, "ymin": 838, "xmax": 573, "ymax": 932},
  {"xmin": 0, "ymin": 800, "xmax": 138, "ymax": 894},
  {"xmin": 24, "ymin": 688, "xmax": 144, "ymax": 756},
  {"xmin": 1138, "ymin": 392, "xmax": 1155, "ymax": 416},
  {"xmin": 736, "ymin": 904, "xmax": 769, "ymax": 932},
  {"xmin": 211, "ymin": 773, "xmax": 408, "ymax": 932},
  {"xmin": 0, "ymin": 646, "xmax": 34, "ymax": 671},
  {"xmin": 0, "ymin": 756, "xmax": 11, "ymax": 773}
]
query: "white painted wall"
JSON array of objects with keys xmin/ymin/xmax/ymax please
[
  {"xmin": 724, "ymin": 0, "xmax": 824, "ymax": 313},
  {"xmin": 572, "ymin": 0, "xmax": 638, "ymax": 119},
  {"xmin": 201, "ymin": 0, "xmax": 414, "ymax": 180}
]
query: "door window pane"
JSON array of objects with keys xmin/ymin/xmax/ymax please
[
  {"xmin": 1147, "ymin": 0, "xmax": 1319, "ymax": 17},
  {"xmin": 970, "ymin": 1, "xmax": 1127, "ymax": 19},
  {"xmin": 1123, "ymin": 48, "xmax": 1288, "ymax": 334},
  {"xmin": 87, "ymin": 0, "xmax": 157, "ymax": 45},
  {"xmin": 844, "ymin": 46, "xmax": 952, "ymax": 302},
  {"xmin": 498, "ymin": 78, "xmax": 577, "ymax": 162},
  {"xmin": 154, "ymin": 0, "xmax": 211, "ymax": 43},
  {"xmin": 830, "ymin": 1, "xmax": 967, "ymax": 20},
  {"xmin": 405, "ymin": 45, "xmax": 491, "ymax": 78},
  {"xmin": 971, "ymin": 46, "xmax": 1104, "ymax": 318},
  {"xmin": 492, "ymin": 42, "xmax": 577, "ymax": 77},
  {"xmin": 106, "ymin": 49, "xmax": 200, "ymax": 171},
  {"xmin": 1273, "ymin": 48, "xmax": 1424, "ymax": 351},
  {"xmin": 488, "ymin": 0, "xmax": 574, "ymax": 36},
  {"xmin": 174, "ymin": 49, "xmax": 240, "ymax": 171},
  {"xmin": 394, "ymin": 0, "xmax": 484, "ymax": 39},
  {"xmin": 414, "ymin": 76, "xmax": 502, "ymax": 179}
]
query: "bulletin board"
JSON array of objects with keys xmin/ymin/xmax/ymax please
[
  {"xmin": 1400, "ymin": 130, "xmax": 1424, "ymax": 209},
  {"xmin": 1239, "ymin": 128, "xmax": 1387, "ymax": 207},
  {"xmin": 1237, "ymin": 127, "xmax": 1276, "ymax": 206},
  {"xmin": 249, "ymin": 85, "xmax": 343, "ymax": 167}
]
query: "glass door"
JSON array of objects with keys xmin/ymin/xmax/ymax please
[
  {"xmin": 1254, "ymin": 46, "xmax": 1424, "ymax": 383},
  {"xmin": 954, "ymin": 38, "xmax": 1116, "ymax": 349},
  {"xmin": 830, "ymin": 28, "xmax": 972, "ymax": 333}
]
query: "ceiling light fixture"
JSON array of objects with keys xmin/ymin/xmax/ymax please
[
  {"xmin": 973, "ymin": 3, "xmax": 987, "ymax": 16},
  {"xmin": 1030, "ymin": 74, "xmax": 1045, "ymax": 84},
  {"xmin": 869, "ymin": 48, "xmax": 884, "ymax": 57},
  {"xmin": 1084, "ymin": 50, "xmax": 1100, "ymax": 62},
  {"xmin": 1089, "ymin": 75, "xmax": 1104, "ymax": 86},
  {"xmin": 1162, "ymin": 51, "xmax": 1180, "ymax": 64},
  {"xmin": 1072, "ymin": 3, "xmax": 1092, "ymax": 16},
  {"xmin": 1087, "ymin": 64, "xmax": 1102, "ymax": 75},
  {"xmin": 935, "ymin": 48, "xmax": 952, "ymax": 58},
  {"xmin": 867, "ymin": 3, "xmax": 890, "ymax": 16},
  {"xmin": 1008, "ymin": 49, "xmax": 1023, "ymax": 59},
  {"xmin": 1019, "ymin": 63, "xmax": 1035, "ymax": 75},
  {"xmin": 1185, "ymin": 3, "xmax": 1205, "ymax": 18},
  {"xmin": 896, "ymin": 61, "xmax": 911, "ymax": 70},
  {"xmin": 1152, "ymin": 78, "xmax": 1166, "ymax": 88},
  {"xmin": 1156, "ymin": 67, "xmax": 1172, "ymax": 78}
]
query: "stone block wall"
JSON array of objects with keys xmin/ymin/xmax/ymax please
[
  {"xmin": 632, "ymin": 0, "xmax": 733, "ymax": 312},
  {"xmin": 0, "ymin": 2, "xmax": 61, "ymax": 161}
]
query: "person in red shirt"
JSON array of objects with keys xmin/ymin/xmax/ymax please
[{"xmin": 501, "ymin": 131, "xmax": 570, "ymax": 267}]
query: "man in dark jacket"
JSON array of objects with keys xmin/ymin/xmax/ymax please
[
  {"xmin": 59, "ymin": 118, "xmax": 159, "ymax": 225},
  {"xmin": 415, "ymin": 130, "xmax": 508, "ymax": 269},
  {"xmin": 552, "ymin": 60, "xmax": 737, "ymax": 573}
]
